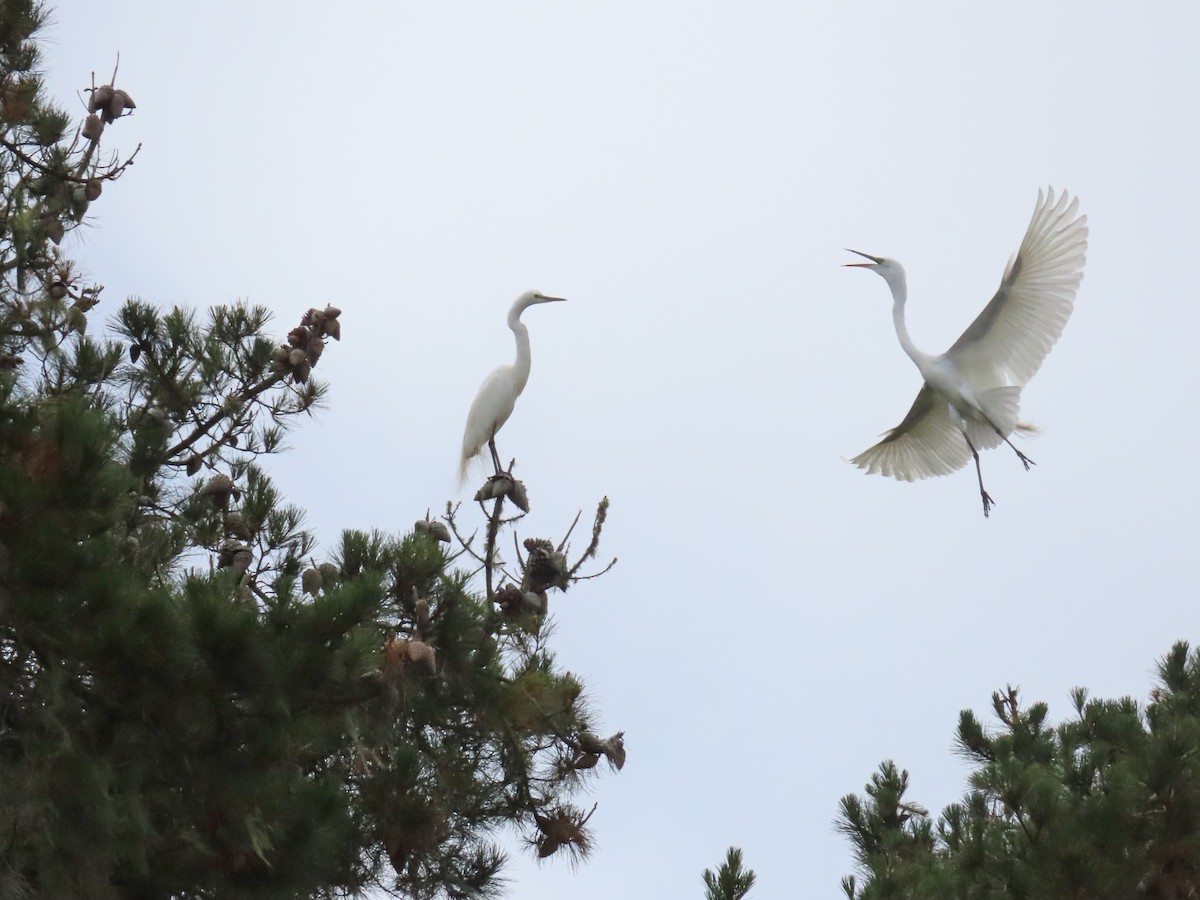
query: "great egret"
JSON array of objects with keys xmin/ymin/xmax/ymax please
[
  {"xmin": 459, "ymin": 290, "xmax": 567, "ymax": 486},
  {"xmin": 845, "ymin": 188, "xmax": 1087, "ymax": 517}
]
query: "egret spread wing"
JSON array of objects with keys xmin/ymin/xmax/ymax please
[
  {"xmin": 946, "ymin": 188, "xmax": 1088, "ymax": 386},
  {"xmin": 851, "ymin": 385, "xmax": 972, "ymax": 481}
]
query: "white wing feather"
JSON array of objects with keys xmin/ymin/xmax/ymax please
[
  {"xmin": 851, "ymin": 385, "xmax": 972, "ymax": 481},
  {"xmin": 459, "ymin": 365, "xmax": 518, "ymax": 484},
  {"xmin": 946, "ymin": 188, "xmax": 1088, "ymax": 386}
]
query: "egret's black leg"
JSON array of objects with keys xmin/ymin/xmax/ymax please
[
  {"xmin": 1004, "ymin": 435, "xmax": 1035, "ymax": 471},
  {"xmin": 981, "ymin": 414, "xmax": 1036, "ymax": 471},
  {"xmin": 487, "ymin": 438, "xmax": 503, "ymax": 474},
  {"xmin": 964, "ymin": 433, "xmax": 995, "ymax": 518},
  {"xmin": 994, "ymin": 426, "xmax": 1035, "ymax": 470}
]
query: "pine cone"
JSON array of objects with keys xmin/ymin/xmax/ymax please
[
  {"xmin": 201, "ymin": 474, "xmax": 234, "ymax": 510},
  {"xmin": 508, "ymin": 478, "xmax": 530, "ymax": 512},
  {"xmin": 523, "ymin": 591, "xmax": 547, "ymax": 615},
  {"xmin": 571, "ymin": 752, "xmax": 601, "ymax": 770},
  {"xmin": 414, "ymin": 519, "xmax": 451, "ymax": 543},
  {"xmin": 301, "ymin": 567, "xmax": 323, "ymax": 595},
  {"xmin": 494, "ymin": 584, "xmax": 524, "ymax": 613},
  {"xmin": 577, "ymin": 731, "xmax": 626, "ymax": 770},
  {"xmin": 523, "ymin": 540, "xmax": 569, "ymax": 593},
  {"xmin": 404, "ymin": 639, "xmax": 437, "ymax": 674},
  {"xmin": 82, "ymin": 113, "xmax": 103, "ymax": 140},
  {"xmin": 224, "ymin": 511, "xmax": 253, "ymax": 540},
  {"xmin": 88, "ymin": 85, "xmax": 114, "ymax": 115},
  {"xmin": 217, "ymin": 540, "xmax": 251, "ymax": 572},
  {"xmin": 577, "ymin": 732, "xmax": 606, "ymax": 755}
]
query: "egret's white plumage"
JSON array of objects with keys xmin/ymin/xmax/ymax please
[
  {"xmin": 847, "ymin": 188, "xmax": 1088, "ymax": 516},
  {"xmin": 459, "ymin": 290, "xmax": 566, "ymax": 486}
]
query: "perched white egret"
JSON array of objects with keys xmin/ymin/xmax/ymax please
[
  {"xmin": 845, "ymin": 188, "xmax": 1088, "ymax": 517},
  {"xmin": 458, "ymin": 290, "xmax": 567, "ymax": 486}
]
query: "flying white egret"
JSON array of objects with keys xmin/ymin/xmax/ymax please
[
  {"xmin": 845, "ymin": 188, "xmax": 1088, "ymax": 517},
  {"xmin": 458, "ymin": 290, "xmax": 567, "ymax": 486}
]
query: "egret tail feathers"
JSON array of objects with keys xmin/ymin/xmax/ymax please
[
  {"xmin": 457, "ymin": 451, "xmax": 476, "ymax": 490},
  {"xmin": 964, "ymin": 385, "xmax": 1022, "ymax": 449}
]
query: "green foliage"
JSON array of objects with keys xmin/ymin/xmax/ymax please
[
  {"xmin": 702, "ymin": 847, "xmax": 756, "ymax": 900},
  {"xmin": 0, "ymin": 6, "xmax": 622, "ymax": 898},
  {"xmin": 838, "ymin": 644, "xmax": 1200, "ymax": 900}
]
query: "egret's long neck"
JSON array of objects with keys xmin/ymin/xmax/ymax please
[
  {"xmin": 885, "ymin": 271, "xmax": 927, "ymax": 367},
  {"xmin": 508, "ymin": 309, "xmax": 532, "ymax": 394}
]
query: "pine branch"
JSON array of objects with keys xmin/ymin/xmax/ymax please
[{"xmin": 164, "ymin": 370, "xmax": 285, "ymax": 459}]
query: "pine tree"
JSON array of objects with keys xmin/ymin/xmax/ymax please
[
  {"xmin": 0, "ymin": 4, "xmax": 623, "ymax": 897},
  {"xmin": 702, "ymin": 847, "xmax": 756, "ymax": 900},
  {"xmin": 838, "ymin": 641, "xmax": 1200, "ymax": 900}
]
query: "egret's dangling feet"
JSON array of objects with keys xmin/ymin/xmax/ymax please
[
  {"xmin": 1011, "ymin": 445, "xmax": 1035, "ymax": 471},
  {"xmin": 990, "ymin": 423, "xmax": 1036, "ymax": 472},
  {"xmin": 964, "ymin": 434, "xmax": 995, "ymax": 518}
]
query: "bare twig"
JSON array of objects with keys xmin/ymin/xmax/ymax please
[
  {"xmin": 0, "ymin": 136, "xmax": 142, "ymax": 184},
  {"xmin": 513, "ymin": 531, "xmax": 526, "ymax": 570},
  {"xmin": 556, "ymin": 509, "xmax": 582, "ymax": 554},
  {"xmin": 570, "ymin": 558, "xmax": 618, "ymax": 582},
  {"xmin": 444, "ymin": 502, "xmax": 485, "ymax": 566}
]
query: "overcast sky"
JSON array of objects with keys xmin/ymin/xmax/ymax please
[{"xmin": 45, "ymin": 1, "xmax": 1200, "ymax": 896}]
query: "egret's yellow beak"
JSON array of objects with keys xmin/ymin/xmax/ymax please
[{"xmin": 843, "ymin": 249, "xmax": 882, "ymax": 267}]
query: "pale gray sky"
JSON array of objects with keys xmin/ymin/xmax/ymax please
[{"xmin": 46, "ymin": 1, "xmax": 1200, "ymax": 896}]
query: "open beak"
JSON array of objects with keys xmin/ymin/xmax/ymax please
[{"xmin": 843, "ymin": 249, "xmax": 882, "ymax": 268}]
